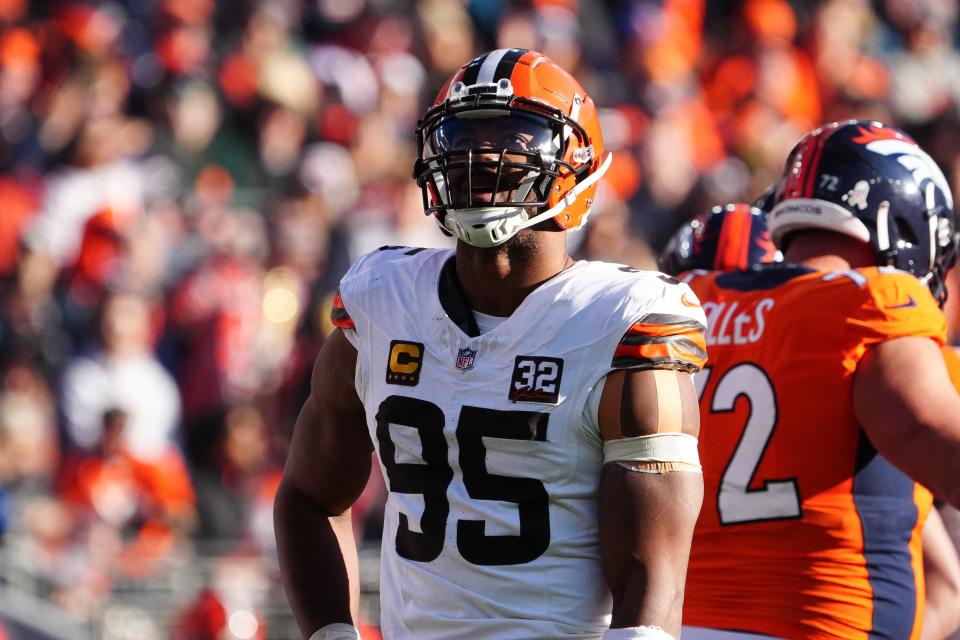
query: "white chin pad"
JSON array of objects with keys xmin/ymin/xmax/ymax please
[{"xmin": 444, "ymin": 206, "xmax": 529, "ymax": 248}]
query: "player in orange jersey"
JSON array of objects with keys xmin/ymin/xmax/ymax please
[
  {"xmin": 661, "ymin": 194, "xmax": 960, "ymax": 639},
  {"xmin": 673, "ymin": 120, "xmax": 960, "ymax": 639}
]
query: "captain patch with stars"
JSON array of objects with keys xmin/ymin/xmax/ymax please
[{"xmin": 385, "ymin": 340, "xmax": 424, "ymax": 386}]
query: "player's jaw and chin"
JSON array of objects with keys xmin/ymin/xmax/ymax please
[
  {"xmin": 462, "ymin": 222, "xmax": 555, "ymax": 260},
  {"xmin": 451, "ymin": 177, "xmax": 561, "ymax": 263}
]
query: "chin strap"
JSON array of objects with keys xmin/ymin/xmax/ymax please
[
  {"xmin": 440, "ymin": 151, "xmax": 613, "ymax": 248},
  {"xmin": 518, "ymin": 151, "xmax": 613, "ymax": 231}
]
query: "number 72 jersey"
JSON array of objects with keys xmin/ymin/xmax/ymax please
[
  {"xmin": 683, "ymin": 265, "xmax": 946, "ymax": 640},
  {"xmin": 333, "ymin": 247, "xmax": 706, "ymax": 640}
]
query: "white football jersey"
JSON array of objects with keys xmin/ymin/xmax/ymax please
[{"xmin": 333, "ymin": 247, "xmax": 706, "ymax": 640}]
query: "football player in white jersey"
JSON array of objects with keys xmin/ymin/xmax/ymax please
[{"xmin": 274, "ymin": 49, "xmax": 708, "ymax": 640}]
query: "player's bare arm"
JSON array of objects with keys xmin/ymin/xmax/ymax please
[
  {"xmin": 921, "ymin": 507, "xmax": 960, "ymax": 640},
  {"xmin": 598, "ymin": 368, "xmax": 704, "ymax": 638},
  {"xmin": 853, "ymin": 336, "xmax": 960, "ymax": 508},
  {"xmin": 274, "ymin": 329, "xmax": 373, "ymax": 639}
]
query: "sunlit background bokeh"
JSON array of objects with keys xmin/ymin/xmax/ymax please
[{"xmin": 2, "ymin": 0, "xmax": 960, "ymax": 638}]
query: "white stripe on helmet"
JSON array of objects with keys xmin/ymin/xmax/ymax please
[{"xmin": 476, "ymin": 49, "xmax": 512, "ymax": 84}]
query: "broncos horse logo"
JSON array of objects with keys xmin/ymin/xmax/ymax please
[{"xmin": 851, "ymin": 124, "xmax": 954, "ymax": 209}]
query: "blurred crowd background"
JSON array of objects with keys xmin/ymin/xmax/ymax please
[{"xmin": 2, "ymin": 0, "xmax": 960, "ymax": 637}]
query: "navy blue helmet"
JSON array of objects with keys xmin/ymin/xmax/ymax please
[
  {"xmin": 752, "ymin": 179, "xmax": 781, "ymax": 213},
  {"xmin": 768, "ymin": 120, "xmax": 958, "ymax": 304},
  {"xmin": 658, "ymin": 203, "xmax": 780, "ymax": 276}
]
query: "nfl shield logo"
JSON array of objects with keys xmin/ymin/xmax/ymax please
[{"xmin": 455, "ymin": 347, "xmax": 477, "ymax": 372}]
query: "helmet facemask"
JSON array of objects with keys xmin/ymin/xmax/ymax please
[
  {"xmin": 918, "ymin": 206, "xmax": 959, "ymax": 306},
  {"xmin": 414, "ymin": 87, "xmax": 595, "ymax": 248},
  {"xmin": 874, "ymin": 177, "xmax": 957, "ymax": 306}
]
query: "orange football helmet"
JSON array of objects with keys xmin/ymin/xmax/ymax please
[{"xmin": 413, "ymin": 48, "xmax": 612, "ymax": 248}]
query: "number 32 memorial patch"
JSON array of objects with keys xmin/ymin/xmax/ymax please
[{"xmin": 509, "ymin": 355, "xmax": 564, "ymax": 404}]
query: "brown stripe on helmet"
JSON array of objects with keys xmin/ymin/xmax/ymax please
[
  {"xmin": 493, "ymin": 48, "xmax": 528, "ymax": 82},
  {"xmin": 460, "ymin": 53, "xmax": 487, "ymax": 86}
]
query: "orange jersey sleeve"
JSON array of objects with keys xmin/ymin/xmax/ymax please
[{"xmin": 843, "ymin": 269, "xmax": 946, "ymax": 360}]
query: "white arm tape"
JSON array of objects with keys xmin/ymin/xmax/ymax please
[
  {"xmin": 603, "ymin": 625, "xmax": 677, "ymax": 639},
  {"xmin": 309, "ymin": 623, "xmax": 360, "ymax": 640},
  {"xmin": 603, "ymin": 432, "xmax": 701, "ymax": 468}
]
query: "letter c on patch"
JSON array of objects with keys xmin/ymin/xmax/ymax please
[{"xmin": 390, "ymin": 343, "xmax": 421, "ymax": 374}]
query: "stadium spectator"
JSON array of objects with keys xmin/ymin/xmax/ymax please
[
  {"xmin": 190, "ymin": 404, "xmax": 280, "ymax": 552},
  {"xmin": 172, "ymin": 556, "xmax": 268, "ymax": 640},
  {"xmin": 57, "ymin": 407, "xmax": 195, "ymax": 584},
  {"xmin": 60, "ymin": 290, "xmax": 181, "ymax": 461},
  {"xmin": 57, "ymin": 408, "xmax": 195, "ymax": 536},
  {"xmin": 658, "ymin": 199, "xmax": 960, "ymax": 640}
]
